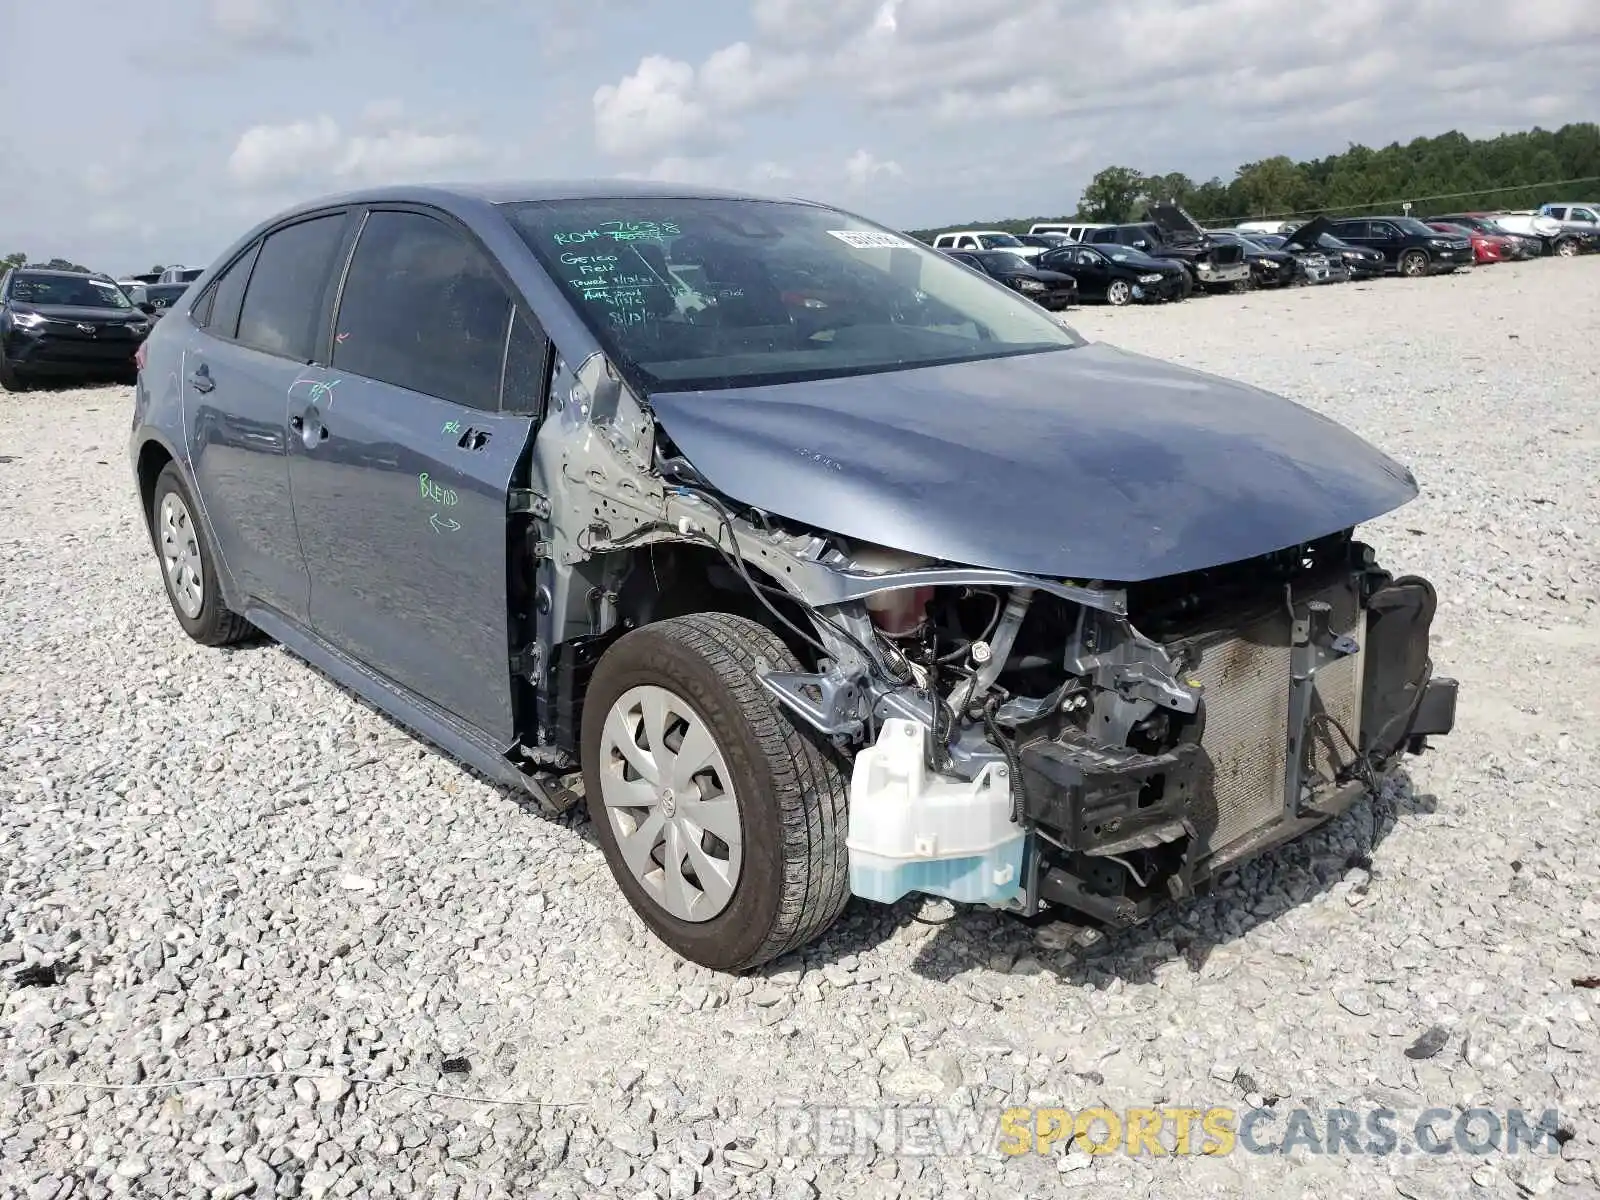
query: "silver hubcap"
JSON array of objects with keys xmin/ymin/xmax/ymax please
[
  {"xmin": 598, "ymin": 685, "xmax": 743, "ymax": 922},
  {"xmin": 158, "ymin": 492, "xmax": 204, "ymax": 619},
  {"xmin": 1109, "ymin": 282, "xmax": 1130, "ymax": 304},
  {"xmin": 1559, "ymin": 241, "xmax": 1576, "ymax": 256}
]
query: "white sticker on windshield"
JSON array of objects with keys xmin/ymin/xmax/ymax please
[{"xmin": 826, "ymin": 229, "xmax": 910, "ymax": 249}]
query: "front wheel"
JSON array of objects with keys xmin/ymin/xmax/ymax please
[
  {"xmin": 1555, "ymin": 237, "xmax": 1579, "ymax": 258},
  {"xmin": 0, "ymin": 359, "xmax": 27, "ymax": 393},
  {"xmin": 582, "ymin": 613, "xmax": 851, "ymax": 972},
  {"xmin": 1106, "ymin": 279, "xmax": 1134, "ymax": 306},
  {"xmin": 1399, "ymin": 249, "xmax": 1429, "ymax": 277}
]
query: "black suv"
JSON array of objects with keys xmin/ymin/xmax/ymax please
[
  {"xmin": 0, "ymin": 269, "xmax": 152, "ymax": 390},
  {"xmin": 1323, "ymin": 217, "xmax": 1472, "ymax": 277}
]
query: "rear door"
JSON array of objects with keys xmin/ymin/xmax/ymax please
[
  {"xmin": 183, "ymin": 212, "xmax": 351, "ymax": 625},
  {"xmin": 285, "ymin": 206, "xmax": 550, "ymax": 745}
]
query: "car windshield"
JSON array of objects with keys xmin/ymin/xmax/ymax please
[
  {"xmin": 1253, "ymin": 235, "xmax": 1286, "ymax": 248},
  {"xmin": 1104, "ymin": 248, "xmax": 1155, "ymax": 264},
  {"xmin": 1315, "ymin": 234, "xmax": 1356, "ymax": 251},
  {"xmin": 8, "ymin": 274, "xmax": 132, "ymax": 309},
  {"xmin": 145, "ymin": 284, "xmax": 190, "ymax": 304},
  {"xmin": 976, "ymin": 233, "xmax": 1024, "ymax": 248},
  {"xmin": 1395, "ymin": 218, "xmax": 1440, "ymax": 237},
  {"xmin": 981, "ymin": 252, "xmax": 1033, "ymax": 273},
  {"xmin": 503, "ymin": 198, "xmax": 1081, "ymax": 393}
]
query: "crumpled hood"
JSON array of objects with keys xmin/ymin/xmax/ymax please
[{"xmin": 648, "ymin": 342, "xmax": 1419, "ymax": 583}]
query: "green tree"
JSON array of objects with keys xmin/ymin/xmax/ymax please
[
  {"xmin": 1079, "ymin": 166, "xmax": 1148, "ymax": 223},
  {"xmin": 2, "ymin": 251, "xmax": 26, "ymax": 271}
]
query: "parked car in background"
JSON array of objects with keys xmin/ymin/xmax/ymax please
[
  {"xmin": 1205, "ymin": 230, "xmax": 1298, "ymax": 289},
  {"xmin": 1233, "ymin": 220, "xmax": 1298, "ymax": 236},
  {"xmin": 1028, "ymin": 222, "xmax": 1113, "ymax": 241},
  {"xmin": 1014, "ymin": 232, "xmax": 1073, "ymax": 250},
  {"xmin": 1537, "ymin": 203, "xmax": 1600, "ymax": 233},
  {"xmin": 1426, "ymin": 221, "xmax": 1508, "ymax": 265},
  {"xmin": 1, "ymin": 268, "xmax": 151, "ymax": 390},
  {"xmin": 117, "ymin": 272, "xmax": 163, "ymax": 293},
  {"xmin": 1481, "ymin": 211, "xmax": 1579, "ymax": 256},
  {"xmin": 127, "ymin": 282, "xmax": 193, "ymax": 321},
  {"xmin": 1036, "ymin": 242, "xmax": 1188, "ymax": 305},
  {"xmin": 158, "ymin": 265, "xmax": 205, "ymax": 284},
  {"xmin": 1075, "ymin": 208, "xmax": 1248, "ymax": 294},
  {"xmin": 1271, "ymin": 217, "xmax": 1386, "ymax": 278},
  {"xmin": 942, "ymin": 248, "xmax": 1079, "ymax": 310},
  {"xmin": 930, "ymin": 230, "xmax": 1045, "ymax": 259},
  {"xmin": 1430, "ymin": 214, "xmax": 1540, "ymax": 259},
  {"xmin": 1323, "ymin": 217, "xmax": 1472, "ymax": 277},
  {"xmin": 130, "ymin": 181, "xmax": 1456, "ymax": 971}
]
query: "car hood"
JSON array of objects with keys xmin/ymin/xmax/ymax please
[
  {"xmin": 1283, "ymin": 215, "xmax": 1331, "ymax": 251},
  {"xmin": 1143, "ymin": 203, "xmax": 1208, "ymax": 240},
  {"xmin": 1028, "ymin": 268, "xmax": 1079, "ymax": 286},
  {"xmin": 648, "ymin": 343, "xmax": 1418, "ymax": 583}
]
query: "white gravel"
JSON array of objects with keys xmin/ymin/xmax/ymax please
[{"xmin": 3, "ymin": 258, "xmax": 1599, "ymax": 1199}]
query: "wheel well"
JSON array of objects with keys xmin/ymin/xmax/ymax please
[
  {"xmin": 612, "ymin": 542, "xmax": 822, "ymax": 670},
  {"xmin": 542, "ymin": 541, "xmax": 827, "ymax": 759},
  {"xmin": 136, "ymin": 440, "xmax": 173, "ymax": 521}
]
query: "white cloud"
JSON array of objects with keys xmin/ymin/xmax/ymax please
[
  {"xmin": 593, "ymin": 42, "xmax": 811, "ymax": 163},
  {"xmin": 593, "ymin": 56, "xmax": 721, "ymax": 159},
  {"xmin": 206, "ymin": 0, "xmax": 308, "ymax": 53},
  {"xmin": 226, "ymin": 115, "xmax": 489, "ymax": 189},
  {"xmin": 843, "ymin": 149, "xmax": 904, "ymax": 188}
]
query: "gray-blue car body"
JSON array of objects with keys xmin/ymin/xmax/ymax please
[{"xmin": 130, "ymin": 182, "xmax": 1457, "ymax": 971}]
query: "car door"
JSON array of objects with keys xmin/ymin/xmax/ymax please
[
  {"xmin": 183, "ymin": 212, "xmax": 351, "ymax": 625},
  {"xmin": 1365, "ymin": 221, "xmax": 1404, "ymax": 263},
  {"xmin": 1063, "ymin": 248, "xmax": 1108, "ymax": 298},
  {"xmin": 285, "ymin": 206, "xmax": 550, "ymax": 746}
]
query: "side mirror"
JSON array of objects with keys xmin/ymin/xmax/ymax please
[
  {"xmin": 1132, "ymin": 240, "xmax": 1149, "ymax": 250},
  {"xmin": 137, "ymin": 302, "xmax": 157, "ymax": 315}
]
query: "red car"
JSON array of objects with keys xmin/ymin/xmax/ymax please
[{"xmin": 1428, "ymin": 221, "xmax": 1509, "ymax": 264}]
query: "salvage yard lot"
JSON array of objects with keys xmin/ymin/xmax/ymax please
[{"xmin": 3, "ymin": 260, "xmax": 1598, "ymax": 1198}]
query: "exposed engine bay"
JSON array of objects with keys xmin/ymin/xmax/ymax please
[{"xmin": 516, "ymin": 350, "xmax": 1459, "ymax": 932}]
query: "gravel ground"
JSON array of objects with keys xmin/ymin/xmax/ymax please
[{"xmin": 2, "ymin": 258, "xmax": 1599, "ymax": 1200}]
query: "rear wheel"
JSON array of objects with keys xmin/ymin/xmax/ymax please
[
  {"xmin": 150, "ymin": 463, "xmax": 256, "ymax": 646},
  {"xmin": 1106, "ymin": 279, "xmax": 1134, "ymax": 306},
  {"xmin": 582, "ymin": 613, "xmax": 851, "ymax": 972},
  {"xmin": 0, "ymin": 359, "xmax": 27, "ymax": 393},
  {"xmin": 1399, "ymin": 249, "xmax": 1429, "ymax": 277}
]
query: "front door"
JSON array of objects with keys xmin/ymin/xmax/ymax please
[
  {"xmin": 285, "ymin": 207, "xmax": 549, "ymax": 745},
  {"xmin": 184, "ymin": 212, "xmax": 351, "ymax": 624}
]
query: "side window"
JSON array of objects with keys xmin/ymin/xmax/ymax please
[
  {"xmin": 236, "ymin": 214, "xmax": 347, "ymax": 361},
  {"xmin": 500, "ymin": 310, "xmax": 550, "ymax": 417},
  {"xmin": 197, "ymin": 241, "xmax": 260, "ymax": 337},
  {"xmin": 332, "ymin": 210, "xmax": 512, "ymax": 412},
  {"xmin": 1369, "ymin": 222, "xmax": 1397, "ymax": 239},
  {"xmin": 1576, "ymin": 208, "xmax": 1598, "ymax": 223}
]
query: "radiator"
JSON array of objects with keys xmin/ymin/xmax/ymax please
[{"xmin": 1186, "ymin": 582, "xmax": 1365, "ymax": 855}]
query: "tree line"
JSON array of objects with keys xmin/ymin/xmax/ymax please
[{"xmin": 911, "ymin": 122, "xmax": 1600, "ymax": 238}]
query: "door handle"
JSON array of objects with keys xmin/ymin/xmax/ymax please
[
  {"xmin": 457, "ymin": 427, "xmax": 492, "ymax": 451},
  {"xmin": 188, "ymin": 367, "xmax": 214, "ymax": 393},
  {"xmin": 291, "ymin": 413, "xmax": 329, "ymax": 447}
]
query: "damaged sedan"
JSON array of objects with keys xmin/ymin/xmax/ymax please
[{"xmin": 130, "ymin": 183, "xmax": 1458, "ymax": 972}]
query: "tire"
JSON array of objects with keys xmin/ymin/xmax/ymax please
[
  {"xmin": 1106, "ymin": 279, "xmax": 1134, "ymax": 306},
  {"xmin": 1556, "ymin": 237, "xmax": 1579, "ymax": 258},
  {"xmin": 0, "ymin": 359, "xmax": 27, "ymax": 393},
  {"xmin": 582, "ymin": 613, "xmax": 851, "ymax": 972},
  {"xmin": 149, "ymin": 462, "xmax": 256, "ymax": 646},
  {"xmin": 1399, "ymin": 249, "xmax": 1429, "ymax": 277}
]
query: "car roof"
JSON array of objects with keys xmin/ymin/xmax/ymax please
[
  {"xmin": 10, "ymin": 268, "xmax": 110, "ymax": 279},
  {"xmin": 253, "ymin": 179, "xmax": 831, "ymax": 233}
]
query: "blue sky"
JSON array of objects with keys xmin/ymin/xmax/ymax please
[{"xmin": 2, "ymin": 0, "xmax": 1597, "ymax": 275}]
